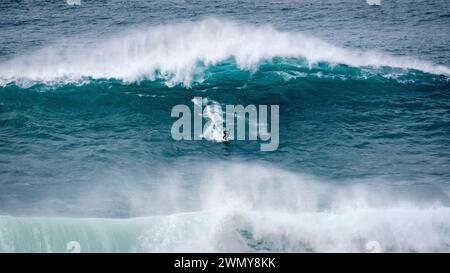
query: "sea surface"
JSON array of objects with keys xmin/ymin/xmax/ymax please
[{"xmin": 0, "ymin": 0, "xmax": 449, "ymax": 252}]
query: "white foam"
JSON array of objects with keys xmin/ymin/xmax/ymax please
[
  {"xmin": 367, "ymin": 0, "xmax": 381, "ymax": 6},
  {"xmin": 129, "ymin": 163, "xmax": 450, "ymax": 252},
  {"xmin": 0, "ymin": 18, "xmax": 448, "ymax": 87},
  {"xmin": 0, "ymin": 162, "xmax": 449, "ymax": 252},
  {"xmin": 66, "ymin": 0, "xmax": 81, "ymax": 6},
  {"xmin": 201, "ymin": 100, "xmax": 225, "ymax": 142}
]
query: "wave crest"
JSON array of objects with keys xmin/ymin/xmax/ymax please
[{"xmin": 0, "ymin": 18, "xmax": 449, "ymax": 87}]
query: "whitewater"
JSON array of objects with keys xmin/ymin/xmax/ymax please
[{"xmin": 1, "ymin": 163, "xmax": 450, "ymax": 252}]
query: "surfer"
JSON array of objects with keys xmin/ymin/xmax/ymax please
[{"xmin": 223, "ymin": 130, "xmax": 230, "ymax": 144}]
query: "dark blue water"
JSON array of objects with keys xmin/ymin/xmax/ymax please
[{"xmin": 0, "ymin": 0, "xmax": 449, "ymax": 252}]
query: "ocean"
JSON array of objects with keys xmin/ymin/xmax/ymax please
[{"xmin": 0, "ymin": 0, "xmax": 449, "ymax": 252}]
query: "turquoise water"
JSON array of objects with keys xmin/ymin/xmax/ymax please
[{"xmin": 0, "ymin": 1, "xmax": 449, "ymax": 252}]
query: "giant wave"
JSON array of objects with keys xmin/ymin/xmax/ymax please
[{"xmin": 0, "ymin": 18, "xmax": 449, "ymax": 88}]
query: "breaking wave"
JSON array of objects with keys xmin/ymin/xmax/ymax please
[
  {"xmin": 1, "ymin": 163, "xmax": 449, "ymax": 253},
  {"xmin": 0, "ymin": 18, "xmax": 449, "ymax": 88}
]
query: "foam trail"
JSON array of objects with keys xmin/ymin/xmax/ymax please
[
  {"xmin": 0, "ymin": 18, "xmax": 448, "ymax": 87},
  {"xmin": 192, "ymin": 97, "xmax": 225, "ymax": 142}
]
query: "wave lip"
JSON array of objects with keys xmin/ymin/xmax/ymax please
[{"xmin": 1, "ymin": 18, "xmax": 449, "ymax": 87}]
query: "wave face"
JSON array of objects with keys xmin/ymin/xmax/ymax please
[
  {"xmin": 0, "ymin": 18, "xmax": 449, "ymax": 87},
  {"xmin": 1, "ymin": 1, "xmax": 450, "ymax": 253}
]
